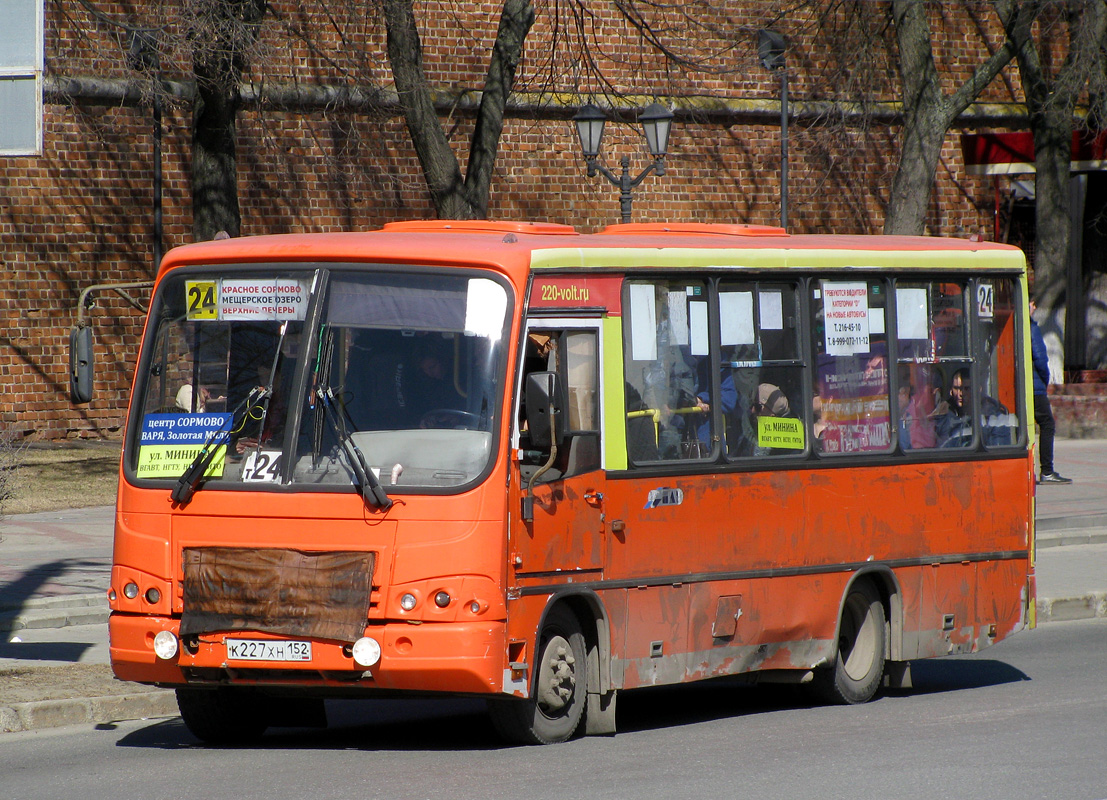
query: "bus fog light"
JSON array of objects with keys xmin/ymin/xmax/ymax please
[
  {"xmin": 153, "ymin": 630, "xmax": 179, "ymax": 660},
  {"xmin": 434, "ymin": 591, "xmax": 451, "ymax": 608},
  {"xmin": 123, "ymin": 582, "xmax": 139, "ymax": 600},
  {"xmin": 400, "ymin": 593, "xmax": 417, "ymax": 611},
  {"xmin": 351, "ymin": 637, "xmax": 382, "ymax": 667}
]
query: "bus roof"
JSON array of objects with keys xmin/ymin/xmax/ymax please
[{"xmin": 158, "ymin": 220, "xmax": 1026, "ymax": 281}]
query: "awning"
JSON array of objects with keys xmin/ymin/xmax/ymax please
[{"xmin": 962, "ymin": 131, "xmax": 1107, "ymax": 175}]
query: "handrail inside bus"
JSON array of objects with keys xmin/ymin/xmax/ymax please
[{"xmin": 627, "ymin": 405, "xmax": 704, "ymax": 445}]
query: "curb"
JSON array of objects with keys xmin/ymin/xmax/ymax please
[
  {"xmin": 1035, "ymin": 528, "xmax": 1107, "ymax": 548},
  {"xmin": 0, "ymin": 690, "xmax": 178, "ymax": 733},
  {"xmin": 1036, "ymin": 592, "xmax": 1107, "ymax": 624},
  {"xmin": 0, "ymin": 594, "xmax": 109, "ymax": 634}
]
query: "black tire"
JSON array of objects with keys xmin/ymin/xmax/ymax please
[
  {"xmin": 176, "ymin": 687, "xmax": 269, "ymax": 745},
  {"xmin": 488, "ymin": 605, "xmax": 587, "ymax": 745},
  {"xmin": 814, "ymin": 581, "xmax": 886, "ymax": 705}
]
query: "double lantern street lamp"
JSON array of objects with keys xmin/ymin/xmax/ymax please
[
  {"xmin": 757, "ymin": 28, "xmax": 788, "ymax": 230},
  {"xmin": 572, "ymin": 103, "xmax": 675, "ymax": 224}
]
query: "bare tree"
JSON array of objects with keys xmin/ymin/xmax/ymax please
[
  {"xmin": 188, "ymin": 0, "xmax": 269, "ymax": 240},
  {"xmin": 883, "ymin": 1, "xmax": 1019, "ymax": 235},
  {"xmin": 1008, "ymin": 0, "xmax": 1107, "ymax": 374},
  {"xmin": 380, "ymin": 0, "xmax": 535, "ymax": 219}
]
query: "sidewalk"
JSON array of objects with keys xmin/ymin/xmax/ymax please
[{"xmin": 1, "ymin": 437, "xmax": 1104, "ymax": 734}]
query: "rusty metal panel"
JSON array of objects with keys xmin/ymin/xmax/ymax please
[
  {"xmin": 711, "ymin": 595, "xmax": 743, "ymax": 639},
  {"xmin": 180, "ymin": 547, "xmax": 375, "ymax": 642}
]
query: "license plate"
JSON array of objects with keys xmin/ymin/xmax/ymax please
[{"xmin": 225, "ymin": 638, "xmax": 312, "ymax": 662}]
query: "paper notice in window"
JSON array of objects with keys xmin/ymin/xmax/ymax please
[{"xmin": 823, "ymin": 281, "xmax": 870, "ymax": 356}]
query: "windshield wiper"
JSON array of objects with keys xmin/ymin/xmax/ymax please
[
  {"xmin": 170, "ymin": 387, "xmax": 267, "ymax": 507},
  {"xmin": 317, "ymin": 385, "xmax": 392, "ymax": 511}
]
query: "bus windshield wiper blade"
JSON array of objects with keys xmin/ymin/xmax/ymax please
[
  {"xmin": 317, "ymin": 386, "xmax": 392, "ymax": 511},
  {"xmin": 170, "ymin": 388, "xmax": 267, "ymax": 507}
]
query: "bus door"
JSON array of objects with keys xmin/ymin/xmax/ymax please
[{"xmin": 514, "ymin": 321, "xmax": 605, "ymax": 575}]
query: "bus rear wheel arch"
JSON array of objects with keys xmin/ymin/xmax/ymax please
[
  {"xmin": 814, "ymin": 579, "xmax": 888, "ymax": 705},
  {"xmin": 488, "ymin": 603, "xmax": 588, "ymax": 745}
]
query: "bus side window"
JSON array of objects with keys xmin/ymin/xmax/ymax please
[
  {"xmin": 624, "ymin": 280, "xmax": 715, "ymax": 462},
  {"xmin": 895, "ymin": 281, "xmax": 972, "ymax": 449},
  {"xmin": 521, "ymin": 329, "xmax": 600, "ymax": 477},
  {"xmin": 812, "ymin": 280, "xmax": 893, "ymax": 454},
  {"xmin": 720, "ymin": 282, "xmax": 804, "ymax": 458},
  {"xmin": 976, "ymin": 278, "xmax": 1020, "ymax": 447}
]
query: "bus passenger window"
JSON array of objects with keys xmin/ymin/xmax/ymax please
[
  {"xmin": 895, "ymin": 281, "xmax": 972, "ymax": 449},
  {"xmin": 813, "ymin": 280, "xmax": 893, "ymax": 454},
  {"xmin": 719, "ymin": 281, "xmax": 804, "ymax": 458},
  {"xmin": 977, "ymin": 278, "xmax": 1019, "ymax": 447},
  {"xmin": 625, "ymin": 280, "xmax": 715, "ymax": 461}
]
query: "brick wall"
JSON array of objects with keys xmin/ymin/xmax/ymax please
[{"xmin": 0, "ymin": 1, "xmax": 1026, "ymax": 439}]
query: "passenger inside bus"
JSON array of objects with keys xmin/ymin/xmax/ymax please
[
  {"xmin": 752, "ymin": 382, "xmax": 794, "ymax": 455},
  {"xmin": 897, "ymin": 367, "xmax": 937, "ymax": 450},
  {"xmin": 935, "ymin": 367, "xmax": 973, "ymax": 447}
]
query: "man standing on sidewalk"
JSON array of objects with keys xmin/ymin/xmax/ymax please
[{"xmin": 1030, "ymin": 300, "xmax": 1072, "ymax": 484}]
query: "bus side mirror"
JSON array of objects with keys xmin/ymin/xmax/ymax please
[
  {"xmin": 525, "ymin": 371, "xmax": 564, "ymax": 448},
  {"xmin": 69, "ymin": 324, "xmax": 93, "ymax": 404}
]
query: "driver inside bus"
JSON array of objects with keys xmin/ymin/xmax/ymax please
[{"xmin": 393, "ymin": 338, "xmax": 466, "ymax": 428}]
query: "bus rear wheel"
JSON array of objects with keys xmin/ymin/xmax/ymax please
[
  {"xmin": 815, "ymin": 581, "xmax": 886, "ymax": 705},
  {"xmin": 176, "ymin": 687, "xmax": 269, "ymax": 744},
  {"xmin": 488, "ymin": 605, "xmax": 587, "ymax": 745}
]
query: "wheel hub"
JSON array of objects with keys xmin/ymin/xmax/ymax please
[{"xmin": 536, "ymin": 636, "xmax": 577, "ymax": 714}]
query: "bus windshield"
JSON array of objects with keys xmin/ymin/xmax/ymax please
[{"xmin": 129, "ymin": 266, "xmax": 511, "ymax": 493}]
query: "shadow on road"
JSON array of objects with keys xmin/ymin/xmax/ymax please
[
  {"xmin": 0, "ymin": 640, "xmax": 91, "ymax": 662},
  {"xmin": 114, "ymin": 656, "xmax": 1030, "ymax": 751},
  {"xmin": 887, "ymin": 657, "xmax": 1030, "ymax": 696},
  {"xmin": 0, "ymin": 559, "xmax": 103, "ymax": 664}
]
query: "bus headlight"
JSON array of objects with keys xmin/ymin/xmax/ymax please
[
  {"xmin": 400, "ymin": 593, "xmax": 417, "ymax": 611},
  {"xmin": 351, "ymin": 637, "xmax": 382, "ymax": 668},
  {"xmin": 153, "ymin": 630, "xmax": 179, "ymax": 660}
]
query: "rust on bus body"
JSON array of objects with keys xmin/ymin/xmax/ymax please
[{"xmin": 548, "ymin": 451, "xmax": 1033, "ymax": 691}]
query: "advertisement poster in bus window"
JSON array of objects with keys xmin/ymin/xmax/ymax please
[
  {"xmin": 136, "ymin": 413, "xmax": 231, "ymax": 478},
  {"xmin": 816, "ymin": 349, "xmax": 891, "ymax": 453}
]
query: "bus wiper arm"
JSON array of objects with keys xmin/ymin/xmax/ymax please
[
  {"xmin": 171, "ymin": 388, "xmax": 267, "ymax": 507},
  {"xmin": 317, "ymin": 386, "xmax": 392, "ymax": 511}
]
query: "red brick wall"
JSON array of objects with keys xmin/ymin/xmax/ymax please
[{"xmin": 0, "ymin": 1, "xmax": 1025, "ymax": 439}]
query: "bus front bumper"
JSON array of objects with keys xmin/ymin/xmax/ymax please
[{"xmin": 109, "ymin": 613, "xmax": 509, "ymax": 695}]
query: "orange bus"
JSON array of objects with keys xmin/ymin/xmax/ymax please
[{"xmin": 97, "ymin": 220, "xmax": 1035, "ymax": 745}]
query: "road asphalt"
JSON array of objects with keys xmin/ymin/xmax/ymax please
[{"xmin": 1, "ymin": 437, "xmax": 1104, "ymax": 734}]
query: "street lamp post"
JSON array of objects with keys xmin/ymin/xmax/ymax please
[
  {"xmin": 758, "ymin": 28, "xmax": 788, "ymax": 230},
  {"xmin": 573, "ymin": 103, "xmax": 674, "ymax": 224},
  {"xmin": 125, "ymin": 29, "xmax": 163, "ymax": 269}
]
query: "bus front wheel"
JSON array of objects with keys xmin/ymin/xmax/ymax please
[
  {"xmin": 176, "ymin": 687, "xmax": 269, "ymax": 744},
  {"xmin": 815, "ymin": 581, "xmax": 886, "ymax": 705},
  {"xmin": 488, "ymin": 605, "xmax": 587, "ymax": 745}
]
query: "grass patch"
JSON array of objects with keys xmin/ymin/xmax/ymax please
[{"xmin": 3, "ymin": 441, "xmax": 120, "ymax": 516}]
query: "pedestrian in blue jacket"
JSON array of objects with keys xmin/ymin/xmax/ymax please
[{"xmin": 1030, "ymin": 300, "xmax": 1071, "ymax": 484}]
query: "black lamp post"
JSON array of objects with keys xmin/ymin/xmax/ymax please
[
  {"xmin": 758, "ymin": 28, "xmax": 788, "ymax": 230},
  {"xmin": 573, "ymin": 102, "xmax": 674, "ymax": 224},
  {"xmin": 125, "ymin": 29, "xmax": 163, "ymax": 269}
]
